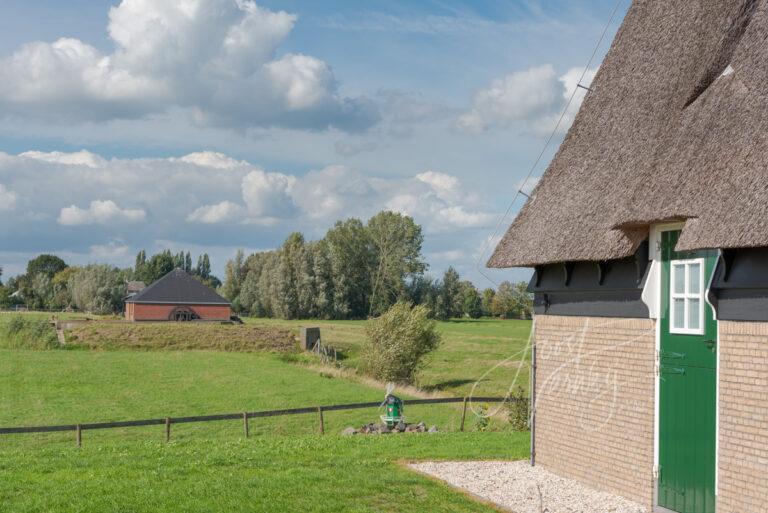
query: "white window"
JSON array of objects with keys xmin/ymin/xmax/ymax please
[{"xmin": 669, "ymin": 258, "xmax": 706, "ymax": 335}]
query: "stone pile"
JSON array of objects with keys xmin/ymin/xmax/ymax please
[{"xmin": 342, "ymin": 421, "xmax": 438, "ymax": 435}]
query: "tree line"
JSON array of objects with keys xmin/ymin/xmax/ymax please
[
  {"xmin": 0, "ymin": 211, "xmax": 532, "ymax": 319},
  {"xmin": 0, "ymin": 250, "xmax": 220, "ymax": 314},
  {"xmin": 221, "ymin": 211, "xmax": 532, "ymax": 320}
]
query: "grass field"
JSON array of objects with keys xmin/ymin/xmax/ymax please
[
  {"xmin": 0, "ymin": 432, "xmax": 529, "ymax": 512},
  {"xmin": 246, "ymin": 317, "xmax": 533, "ymax": 397},
  {"xmin": 0, "ymin": 313, "xmax": 532, "ymax": 512}
]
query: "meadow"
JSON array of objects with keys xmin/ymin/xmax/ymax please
[
  {"xmin": 247, "ymin": 317, "xmax": 533, "ymax": 398},
  {"xmin": 0, "ymin": 313, "xmax": 532, "ymax": 512}
]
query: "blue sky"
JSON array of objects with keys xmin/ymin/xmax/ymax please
[{"xmin": 0, "ymin": 0, "xmax": 629, "ymax": 285}]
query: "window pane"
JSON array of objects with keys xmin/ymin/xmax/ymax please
[
  {"xmin": 673, "ymin": 264, "xmax": 685, "ymax": 294},
  {"xmin": 673, "ymin": 298, "xmax": 685, "ymax": 329},
  {"xmin": 688, "ymin": 298, "xmax": 701, "ymax": 330},
  {"xmin": 689, "ymin": 263, "xmax": 701, "ymax": 294}
]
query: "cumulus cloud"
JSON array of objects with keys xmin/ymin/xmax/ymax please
[
  {"xmin": 241, "ymin": 169, "xmax": 297, "ymax": 221},
  {"xmin": 0, "ymin": 184, "xmax": 17, "ymax": 211},
  {"xmin": 0, "ymin": 0, "xmax": 378, "ymax": 131},
  {"xmin": 187, "ymin": 201, "xmax": 245, "ymax": 224},
  {"xmin": 20, "ymin": 150, "xmax": 106, "ymax": 168},
  {"xmin": 457, "ymin": 65, "xmax": 598, "ymax": 135},
  {"xmin": 415, "ymin": 171, "xmax": 462, "ymax": 203},
  {"xmin": 178, "ymin": 152, "xmax": 245, "ymax": 169},
  {"xmin": 0, "ymin": 149, "xmax": 496, "ymax": 283},
  {"xmin": 58, "ymin": 200, "xmax": 146, "ymax": 225},
  {"xmin": 90, "ymin": 239, "xmax": 131, "ymax": 260}
]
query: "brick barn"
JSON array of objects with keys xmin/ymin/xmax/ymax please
[
  {"xmin": 489, "ymin": 1, "xmax": 768, "ymax": 512},
  {"xmin": 125, "ymin": 269, "xmax": 231, "ymax": 322}
]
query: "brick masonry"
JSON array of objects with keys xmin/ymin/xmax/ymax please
[
  {"xmin": 718, "ymin": 321, "xmax": 768, "ymax": 513},
  {"xmin": 126, "ymin": 303, "xmax": 231, "ymax": 321},
  {"xmin": 533, "ymin": 315, "xmax": 656, "ymax": 507}
]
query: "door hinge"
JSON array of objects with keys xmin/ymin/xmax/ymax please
[{"xmin": 653, "ymin": 465, "xmax": 659, "ymax": 479}]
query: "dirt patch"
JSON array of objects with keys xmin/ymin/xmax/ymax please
[{"xmin": 66, "ymin": 322, "xmax": 296, "ymax": 353}]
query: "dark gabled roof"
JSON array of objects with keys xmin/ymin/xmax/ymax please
[
  {"xmin": 125, "ymin": 269, "xmax": 230, "ymax": 305},
  {"xmin": 490, "ymin": 0, "xmax": 768, "ymax": 268}
]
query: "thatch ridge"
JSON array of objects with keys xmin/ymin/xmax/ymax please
[{"xmin": 489, "ymin": 0, "xmax": 768, "ymax": 268}]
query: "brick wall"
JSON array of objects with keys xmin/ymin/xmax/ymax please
[
  {"xmin": 533, "ymin": 315, "xmax": 656, "ymax": 507},
  {"xmin": 129, "ymin": 303, "xmax": 231, "ymax": 321},
  {"xmin": 718, "ymin": 321, "xmax": 768, "ymax": 513}
]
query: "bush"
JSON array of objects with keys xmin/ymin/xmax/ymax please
[
  {"xmin": 361, "ymin": 302, "xmax": 441, "ymax": 384},
  {"xmin": 507, "ymin": 386, "xmax": 529, "ymax": 431},
  {"xmin": 0, "ymin": 315, "xmax": 59, "ymax": 350},
  {"xmin": 473, "ymin": 403, "xmax": 490, "ymax": 432}
]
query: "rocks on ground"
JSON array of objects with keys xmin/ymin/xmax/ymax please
[{"xmin": 341, "ymin": 421, "xmax": 438, "ymax": 435}]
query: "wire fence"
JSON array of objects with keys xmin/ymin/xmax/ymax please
[{"xmin": 0, "ymin": 396, "xmax": 525, "ymax": 446}]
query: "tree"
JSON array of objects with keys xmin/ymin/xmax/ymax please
[
  {"xmin": 222, "ymin": 249, "xmax": 245, "ymax": 303},
  {"xmin": 26, "ymin": 254, "xmax": 67, "ymax": 279},
  {"xmin": 461, "ymin": 284, "xmax": 483, "ymax": 319},
  {"xmin": 491, "ymin": 281, "xmax": 515, "ymax": 318},
  {"xmin": 361, "ymin": 302, "xmax": 441, "ymax": 385},
  {"xmin": 481, "ymin": 288, "xmax": 496, "ymax": 317},
  {"xmin": 367, "ymin": 212, "xmax": 426, "ymax": 316},
  {"xmin": 435, "ymin": 267, "xmax": 462, "ymax": 320},
  {"xmin": 325, "ymin": 218, "xmax": 374, "ymax": 318},
  {"xmin": 69, "ymin": 265, "xmax": 127, "ymax": 314},
  {"xmin": 196, "ymin": 254, "xmax": 211, "ymax": 279}
]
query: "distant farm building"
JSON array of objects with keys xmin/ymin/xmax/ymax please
[
  {"xmin": 125, "ymin": 281, "xmax": 146, "ymax": 299},
  {"xmin": 125, "ymin": 269, "xmax": 231, "ymax": 322}
]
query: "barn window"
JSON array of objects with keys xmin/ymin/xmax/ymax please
[{"xmin": 670, "ymin": 258, "xmax": 705, "ymax": 335}]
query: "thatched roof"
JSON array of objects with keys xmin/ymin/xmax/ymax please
[{"xmin": 489, "ymin": 0, "xmax": 768, "ymax": 268}]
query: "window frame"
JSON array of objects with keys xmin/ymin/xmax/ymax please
[{"xmin": 669, "ymin": 257, "xmax": 706, "ymax": 335}]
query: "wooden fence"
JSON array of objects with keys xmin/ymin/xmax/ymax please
[{"xmin": 0, "ymin": 396, "xmax": 522, "ymax": 446}]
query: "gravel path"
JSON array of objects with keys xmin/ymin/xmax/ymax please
[{"xmin": 409, "ymin": 461, "xmax": 648, "ymax": 513}]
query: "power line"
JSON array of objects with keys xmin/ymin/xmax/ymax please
[{"xmin": 474, "ymin": 0, "xmax": 628, "ymax": 288}]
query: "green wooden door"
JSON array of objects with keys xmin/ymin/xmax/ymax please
[{"xmin": 658, "ymin": 230, "xmax": 717, "ymax": 513}]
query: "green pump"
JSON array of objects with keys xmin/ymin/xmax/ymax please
[{"xmin": 380, "ymin": 384, "xmax": 405, "ymax": 427}]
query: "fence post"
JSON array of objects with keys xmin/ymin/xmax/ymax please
[
  {"xmin": 317, "ymin": 406, "xmax": 324, "ymax": 435},
  {"xmin": 76, "ymin": 424, "xmax": 82, "ymax": 447},
  {"xmin": 460, "ymin": 397, "xmax": 468, "ymax": 432},
  {"xmin": 243, "ymin": 412, "xmax": 249, "ymax": 438},
  {"xmin": 165, "ymin": 417, "xmax": 171, "ymax": 443}
]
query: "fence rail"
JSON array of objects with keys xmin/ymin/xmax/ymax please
[{"xmin": 0, "ymin": 396, "xmax": 521, "ymax": 445}]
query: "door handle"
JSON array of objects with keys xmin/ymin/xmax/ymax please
[{"xmin": 702, "ymin": 339, "xmax": 716, "ymax": 351}]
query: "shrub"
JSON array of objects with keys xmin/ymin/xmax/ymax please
[
  {"xmin": 0, "ymin": 315, "xmax": 59, "ymax": 350},
  {"xmin": 473, "ymin": 403, "xmax": 490, "ymax": 432},
  {"xmin": 361, "ymin": 302, "xmax": 441, "ymax": 384},
  {"xmin": 507, "ymin": 386, "xmax": 529, "ymax": 431}
]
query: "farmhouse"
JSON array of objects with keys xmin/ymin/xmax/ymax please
[
  {"xmin": 125, "ymin": 269, "xmax": 231, "ymax": 322},
  {"xmin": 490, "ymin": 1, "xmax": 768, "ymax": 512}
]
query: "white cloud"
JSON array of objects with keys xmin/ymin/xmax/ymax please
[
  {"xmin": 187, "ymin": 201, "xmax": 244, "ymax": 224},
  {"xmin": 0, "ymin": 0, "xmax": 378, "ymax": 131},
  {"xmin": 415, "ymin": 171, "xmax": 461, "ymax": 203},
  {"xmin": 58, "ymin": 200, "xmax": 146, "ymax": 225},
  {"xmin": 289, "ymin": 165, "xmax": 374, "ymax": 219},
  {"xmin": 0, "ymin": 149, "xmax": 498, "ymax": 285},
  {"xmin": 20, "ymin": 150, "xmax": 106, "ymax": 168},
  {"xmin": 179, "ymin": 152, "xmax": 244, "ymax": 169},
  {"xmin": 457, "ymin": 65, "xmax": 598, "ymax": 135},
  {"xmin": 241, "ymin": 169, "xmax": 297, "ymax": 220},
  {"xmin": 0, "ymin": 184, "xmax": 17, "ymax": 211},
  {"xmin": 90, "ymin": 239, "xmax": 131, "ymax": 260}
]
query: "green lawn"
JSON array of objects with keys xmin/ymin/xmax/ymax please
[
  {"xmin": 0, "ymin": 314, "xmax": 532, "ymax": 512},
  {"xmin": 0, "ymin": 432, "xmax": 528, "ymax": 512},
  {"xmin": 0, "ymin": 349, "xmax": 496, "ymax": 447},
  {"xmin": 246, "ymin": 317, "xmax": 532, "ymax": 397}
]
